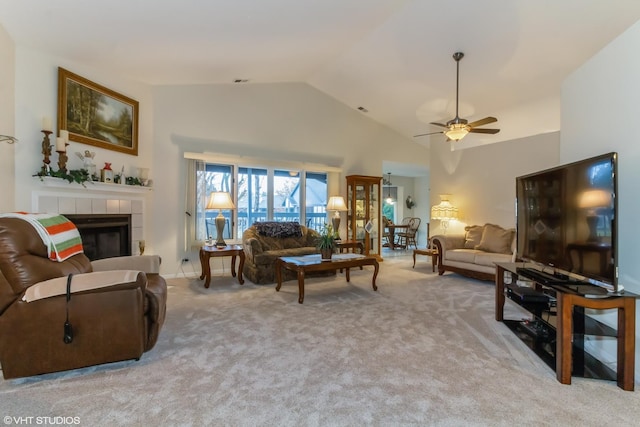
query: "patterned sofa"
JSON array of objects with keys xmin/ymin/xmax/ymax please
[{"xmin": 242, "ymin": 222, "xmax": 334, "ymax": 284}]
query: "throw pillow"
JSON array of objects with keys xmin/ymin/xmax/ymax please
[
  {"xmin": 254, "ymin": 221, "xmax": 303, "ymax": 238},
  {"xmin": 475, "ymin": 223, "xmax": 514, "ymax": 254},
  {"xmin": 464, "ymin": 225, "xmax": 484, "ymax": 249}
]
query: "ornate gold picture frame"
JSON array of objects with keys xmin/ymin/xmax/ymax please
[{"xmin": 57, "ymin": 67, "xmax": 139, "ymax": 156}]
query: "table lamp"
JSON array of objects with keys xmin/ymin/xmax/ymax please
[
  {"xmin": 430, "ymin": 194, "xmax": 458, "ymax": 234},
  {"xmin": 206, "ymin": 191, "xmax": 235, "ymax": 248},
  {"xmin": 326, "ymin": 196, "xmax": 348, "ymax": 240}
]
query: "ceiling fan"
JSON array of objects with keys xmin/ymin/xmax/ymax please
[{"xmin": 414, "ymin": 52, "xmax": 500, "ymax": 142}]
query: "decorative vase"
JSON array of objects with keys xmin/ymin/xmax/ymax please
[{"xmin": 320, "ymin": 248, "xmax": 333, "ymax": 261}]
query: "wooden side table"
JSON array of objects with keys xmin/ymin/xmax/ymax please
[
  {"xmin": 336, "ymin": 240, "xmax": 365, "ymax": 272},
  {"xmin": 199, "ymin": 244, "xmax": 245, "ymax": 288},
  {"xmin": 336, "ymin": 240, "xmax": 364, "ymax": 254},
  {"xmin": 413, "ymin": 248, "xmax": 438, "ymax": 272},
  {"xmin": 566, "ymin": 242, "xmax": 611, "ymax": 276}
]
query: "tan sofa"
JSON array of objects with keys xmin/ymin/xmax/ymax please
[
  {"xmin": 242, "ymin": 222, "xmax": 334, "ymax": 284},
  {"xmin": 431, "ymin": 223, "xmax": 516, "ymax": 281}
]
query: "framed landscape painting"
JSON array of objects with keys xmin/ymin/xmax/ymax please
[{"xmin": 57, "ymin": 67, "xmax": 139, "ymax": 156}]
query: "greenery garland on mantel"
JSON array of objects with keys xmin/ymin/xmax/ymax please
[
  {"xmin": 34, "ymin": 169, "xmax": 147, "ymax": 187},
  {"xmin": 34, "ymin": 169, "xmax": 92, "ymax": 186}
]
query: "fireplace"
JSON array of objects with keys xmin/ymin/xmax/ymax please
[{"xmin": 65, "ymin": 214, "xmax": 132, "ymax": 261}]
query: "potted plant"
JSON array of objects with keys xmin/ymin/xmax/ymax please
[{"xmin": 317, "ymin": 223, "xmax": 338, "ymax": 261}]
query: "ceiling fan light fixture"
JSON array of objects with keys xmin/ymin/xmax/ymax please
[
  {"xmin": 414, "ymin": 52, "xmax": 499, "ymax": 143},
  {"xmin": 444, "ymin": 124, "xmax": 470, "ymax": 141}
]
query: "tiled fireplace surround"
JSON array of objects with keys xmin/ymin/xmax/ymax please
[{"xmin": 33, "ymin": 179, "xmax": 148, "ymax": 256}]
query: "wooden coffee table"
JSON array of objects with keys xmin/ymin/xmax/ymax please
[{"xmin": 275, "ymin": 253, "xmax": 379, "ymax": 304}]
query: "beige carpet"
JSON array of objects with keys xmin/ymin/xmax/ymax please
[{"xmin": 2, "ymin": 255, "xmax": 640, "ymax": 426}]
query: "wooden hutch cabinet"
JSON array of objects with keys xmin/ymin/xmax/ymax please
[{"xmin": 346, "ymin": 175, "xmax": 382, "ymax": 259}]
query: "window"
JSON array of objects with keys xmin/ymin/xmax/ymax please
[
  {"xmin": 190, "ymin": 160, "xmax": 328, "ymax": 244},
  {"xmin": 237, "ymin": 167, "xmax": 268, "ymax": 236},
  {"xmin": 273, "ymin": 169, "xmax": 300, "ymax": 223},
  {"xmin": 196, "ymin": 163, "xmax": 234, "ymax": 242},
  {"xmin": 304, "ymin": 172, "xmax": 329, "ymax": 232}
]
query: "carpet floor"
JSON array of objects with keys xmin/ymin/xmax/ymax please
[{"xmin": 1, "ymin": 255, "xmax": 640, "ymax": 426}]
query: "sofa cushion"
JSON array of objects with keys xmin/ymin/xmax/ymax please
[
  {"xmin": 475, "ymin": 224, "xmax": 514, "ymax": 254},
  {"xmin": 464, "ymin": 225, "xmax": 484, "ymax": 249},
  {"xmin": 473, "ymin": 251, "xmax": 513, "ymax": 267},
  {"xmin": 254, "ymin": 221, "xmax": 302, "ymax": 238},
  {"xmin": 446, "ymin": 249, "xmax": 482, "ymax": 264}
]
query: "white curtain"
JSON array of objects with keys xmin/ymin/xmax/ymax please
[{"xmin": 184, "ymin": 159, "xmax": 206, "ymax": 251}]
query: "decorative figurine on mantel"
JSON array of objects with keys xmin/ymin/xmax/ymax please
[
  {"xmin": 55, "ymin": 131, "xmax": 69, "ymax": 173},
  {"xmin": 75, "ymin": 150, "xmax": 97, "ymax": 179},
  {"xmin": 101, "ymin": 163, "xmax": 114, "ymax": 183},
  {"xmin": 40, "ymin": 130, "xmax": 53, "ymax": 174}
]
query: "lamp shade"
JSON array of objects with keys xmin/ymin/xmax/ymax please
[
  {"xmin": 431, "ymin": 194, "xmax": 458, "ymax": 221},
  {"xmin": 326, "ymin": 196, "xmax": 347, "ymax": 211},
  {"xmin": 578, "ymin": 189, "xmax": 611, "ymax": 210},
  {"xmin": 206, "ymin": 192, "xmax": 235, "ymax": 210}
]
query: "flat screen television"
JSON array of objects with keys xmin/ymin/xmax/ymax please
[{"xmin": 515, "ymin": 152, "xmax": 618, "ymax": 292}]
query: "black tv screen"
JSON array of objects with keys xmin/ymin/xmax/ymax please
[{"xmin": 516, "ymin": 152, "xmax": 618, "ymax": 291}]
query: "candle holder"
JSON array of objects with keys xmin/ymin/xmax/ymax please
[
  {"xmin": 57, "ymin": 150, "xmax": 69, "ymax": 173},
  {"xmin": 41, "ymin": 130, "xmax": 53, "ymax": 174}
]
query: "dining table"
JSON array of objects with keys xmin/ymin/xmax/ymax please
[{"xmin": 385, "ymin": 223, "xmax": 409, "ymax": 250}]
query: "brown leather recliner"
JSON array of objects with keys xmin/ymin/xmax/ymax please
[{"xmin": 0, "ymin": 217, "xmax": 167, "ymax": 379}]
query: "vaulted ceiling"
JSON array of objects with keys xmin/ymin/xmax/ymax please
[{"xmin": 2, "ymin": 0, "xmax": 640, "ymax": 153}]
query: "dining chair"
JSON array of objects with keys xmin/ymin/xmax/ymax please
[
  {"xmin": 382, "ymin": 215, "xmax": 393, "ymax": 246},
  {"xmin": 398, "ymin": 217, "xmax": 421, "ymax": 249}
]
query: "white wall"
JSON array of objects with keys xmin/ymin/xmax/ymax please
[
  {"xmin": 12, "ymin": 46, "xmax": 156, "ymax": 250},
  {"xmin": 152, "ymin": 82, "xmax": 430, "ymax": 272},
  {"xmin": 0, "ymin": 24, "xmax": 15, "ymax": 212},
  {"xmin": 562, "ymin": 19, "xmax": 640, "ymax": 293},
  {"xmin": 429, "ymin": 132, "xmax": 560, "ymax": 235},
  {"xmin": 413, "ymin": 175, "xmax": 431, "ymax": 244}
]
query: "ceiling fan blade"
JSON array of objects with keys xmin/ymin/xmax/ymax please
[
  {"xmin": 467, "ymin": 116, "xmax": 497, "ymax": 128},
  {"xmin": 469, "ymin": 128, "xmax": 500, "ymax": 134},
  {"xmin": 429, "ymin": 122, "xmax": 449, "ymax": 128},
  {"xmin": 414, "ymin": 130, "xmax": 444, "ymax": 138}
]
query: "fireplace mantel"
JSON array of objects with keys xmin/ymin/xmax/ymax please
[
  {"xmin": 32, "ymin": 177, "xmax": 148, "ymax": 257},
  {"xmin": 35, "ymin": 176, "xmax": 152, "ymax": 194}
]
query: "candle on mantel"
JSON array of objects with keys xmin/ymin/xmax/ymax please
[
  {"xmin": 42, "ymin": 117, "xmax": 52, "ymax": 132},
  {"xmin": 56, "ymin": 137, "xmax": 66, "ymax": 152},
  {"xmin": 59, "ymin": 129, "xmax": 69, "ymax": 142}
]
